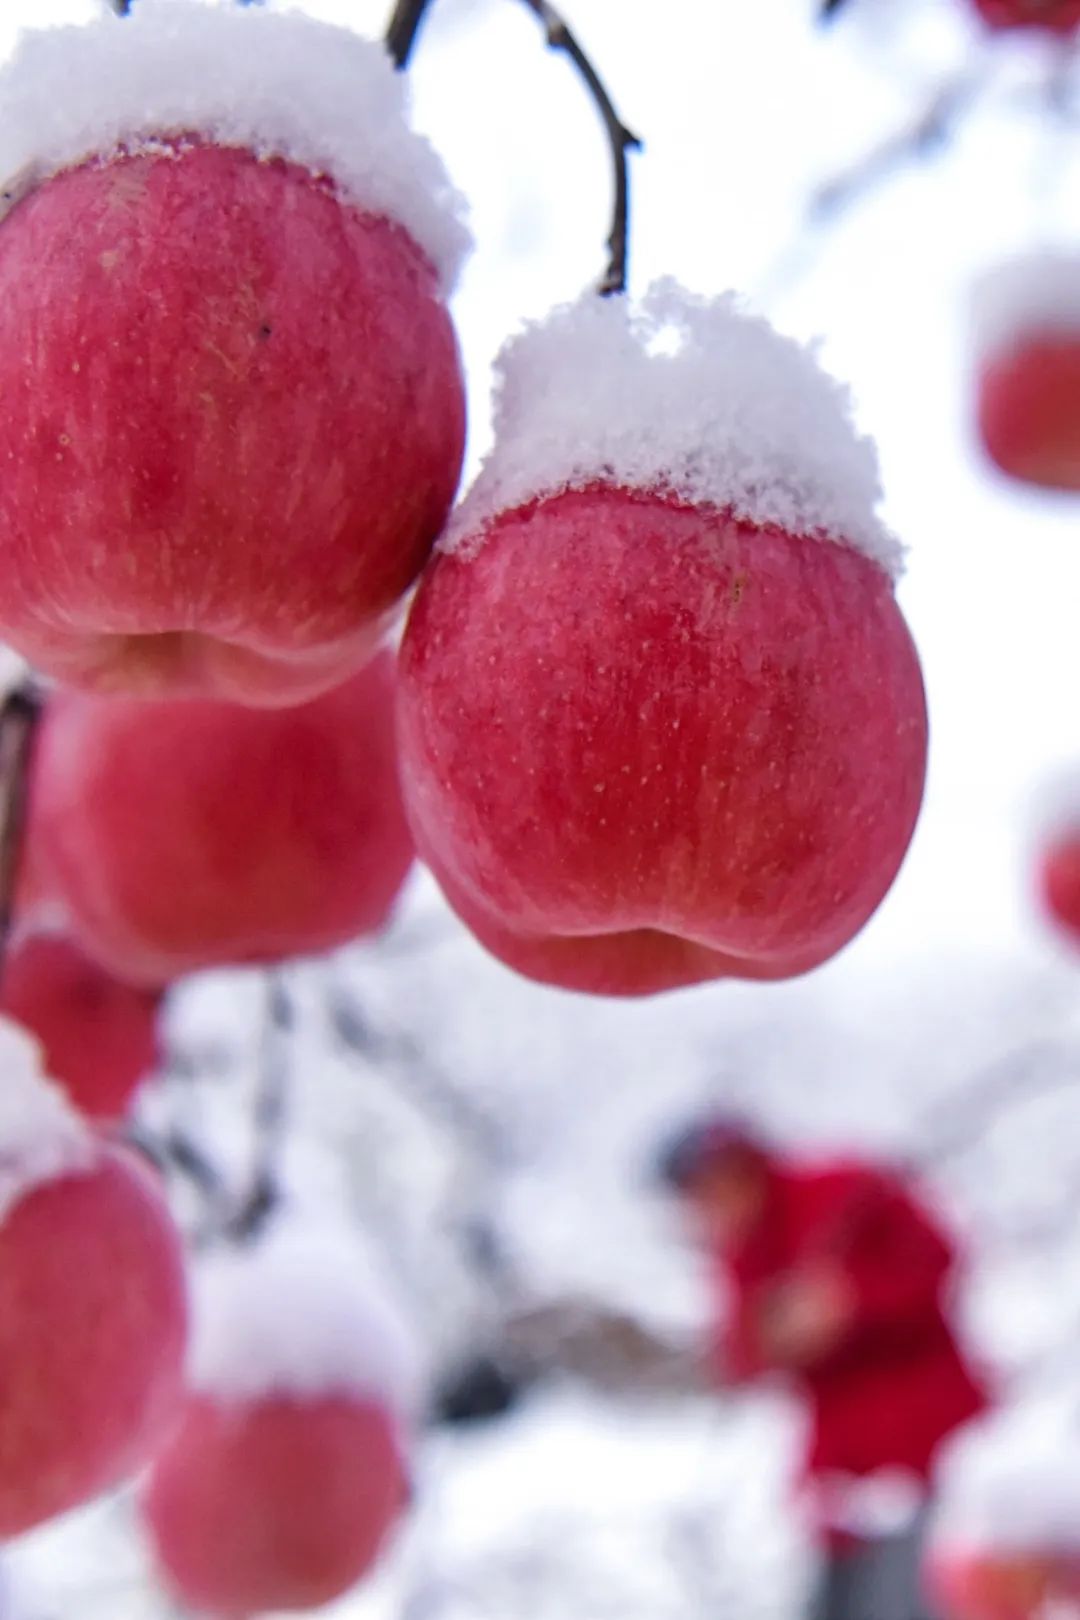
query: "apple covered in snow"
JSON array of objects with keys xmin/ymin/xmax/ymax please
[
  {"xmin": 0, "ymin": 1, "xmax": 468, "ymax": 705},
  {"xmin": 143, "ymin": 1228, "xmax": 419, "ymax": 1617},
  {"xmin": 973, "ymin": 254, "xmax": 1080, "ymax": 492},
  {"xmin": 0, "ymin": 932, "xmax": 162, "ymax": 1120},
  {"xmin": 970, "ymin": 0, "xmax": 1080, "ymax": 33},
  {"xmin": 398, "ymin": 283, "xmax": 927, "ymax": 996},
  {"xmin": 0, "ymin": 1018, "xmax": 186, "ymax": 1535},
  {"xmin": 26, "ymin": 651, "xmax": 413, "ymax": 986}
]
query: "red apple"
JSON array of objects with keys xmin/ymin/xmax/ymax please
[
  {"xmin": 0, "ymin": 140, "xmax": 464, "ymax": 705},
  {"xmin": 27, "ymin": 652, "xmax": 413, "ymax": 985},
  {"xmin": 978, "ymin": 335, "xmax": 1080, "ymax": 491},
  {"xmin": 0, "ymin": 933, "xmax": 162, "ymax": 1119},
  {"xmin": 398, "ymin": 485, "xmax": 927, "ymax": 996},
  {"xmin": 0, "ymin": 1064, "xmax": 186, "ymax": 1534},
  {"xmin": 926, "ymin": 1545, "xmax": 1080, "ymax": 1619},
  {"xmin": 144, "ymin": 1392, "xmax": 409, "ymax": 1616},
  {"xmin": 970, "ymin": 0, "xmax": 1080, "ymax": 32},
  {"xmin": 1039, "ymin": 828, "xmax": 1080, "ymax": 944}
]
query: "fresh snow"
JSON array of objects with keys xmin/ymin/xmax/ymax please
[
  {"xmin": 0, "ymin": 1016, "xmax": 95, "ymax": 1225},
  {"xmin": 0, "ymin": 0, "xmax": 470, "ymax": 293},
  {"xmin": 440, "ymin": 280, "xmax": 904, "ymax": 579},
  {"xmin": 931, "ymin": 1405, "xmax": 1080, "ymax": 1554},
  {"xmin": 973, "ymin": 252, "xmax": 1080, "ymax": 359},
  {"xmin": 188, "ymin": 1221, "xmax": 426, "ymax": 1417}
]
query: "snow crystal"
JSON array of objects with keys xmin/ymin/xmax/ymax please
[
  {"xmin": 440, "ymin": 280, "xmax": 904, "ymax": 579},
  {"xmin": 931, "ymin": 1410, "xmax": 1080, "ymax": 1554},
  {"xmin": 189, "ymin": 1222, "xmax": 426, "ymax": 1418},
  {"xmin": 0, "ymin": 1016, "xmax": 95, "ymax": 1225},
  {"xmin": 0, "ymin": 0, "xmax": 470, "ymax": 293},
  {"xmin": 973, "ymin": 253, "xmax": 1080, "ymax": 359}
]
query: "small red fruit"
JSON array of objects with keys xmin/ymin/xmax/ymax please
[
  {"xmin": 974, "ymin": 255, "xmax": 1080, "ymax": 491},
  {"xmin": 143, "ymin": 1229, "xmax": 418, "ymax": 1617},
  {"xmin": 398, "ymin": 287, "xmax": 927, "ymax": 996},
  {"xmin": 0, "ymin": 1021, "xmax": 186, "ymax": 1534},
  {"xmin": 29, "ymin": 653, "xmax": 413, "ymax": 985},
  {"xmin": 0, "ymin": 5, "xmax": 467, "ymax": 705},
  {"xmin": 1039, "ymin": 827, "xmax": 1080, "ymax": 944},
  {"xmin": 970, "ymin": 0, "xmax": 1080, "ymax": 33},
  {"xmin": 0, "ymin": 932, "xmax": 162, "ymax": 1119},
  {"xmin": 926, "ymin": 1546, "xmax": 1080, "ymax": 1620}
]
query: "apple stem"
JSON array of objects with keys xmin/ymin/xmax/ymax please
[
  {"xmin": 517, "ymin": 0, "xmax": 641, "ymax": 296},
  {"xmin": 385, "ymin": 0, "xmax": 640, "ymax": 296},
  {"xmin": 0, "ymin": 681, "xmax": 42, "ymax": 986}
]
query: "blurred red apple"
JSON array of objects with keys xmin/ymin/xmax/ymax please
[
  {"xmin": 144, "ymin": 1392, "xmax": 409, "ymax": 1616},
  {"xmin": 398, "ymin": 486, "xmax": 927, "ymax": 996},
  {"xmin": 978, "ymin": 335, "xmax": 1080, "ymax": 491},
  {"xmin": 29, "ymin": 652, "xmax": 413, "ymax": 985},
  {"xmin": 0, "ymin": 141, "xmax": 464, "ymax": 705},
  {"xmin": 926, "ymin": 1544, "xmax": 1080, "ymax": 1619},
  {"xmin": 970, "ymin": 0, "xmax": 1080, "ymax": 31},
  {"xmin": 1039, "ymin": 827, "xmax": 1080, "ymax": 944},
  {"xmin": 0, "ymin": 933, "xmax": 162, "ymax": 1119},
  {"xmin": 0, "ymin": 1058, "xmax": 186, "ymax": 1534}
]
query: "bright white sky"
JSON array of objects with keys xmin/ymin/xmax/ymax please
[{"xmin": 3, "ymin": 0, "xmax": 1079, "ymax": 988}]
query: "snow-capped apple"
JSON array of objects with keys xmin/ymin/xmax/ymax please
[
  {"xmin": 143, "ymin": 1227, "xmax": 420, "ymax": 1617},
  {"xmin": 398, "ymin": 283, "xmax": 927, "ymax": 996},
  {"xmin": 0, "ymin": 2, "xmax": 467, "ymax": 705},
  {"xmin": 0, "ymin": 1018, "xmax": 186, "ymax": 1535},
  {"xmin": 970, "ymin": 0, "xmax": 1080, "ymax": 32},
  {"xmin": 28, "ymin": 652, "xmax": 413, "ymax": 985},
  {"xmin": 974, "ymin": 254, "xmax": 1080, "ymax": 491},
  {"xmin": 0, "ymin": 932, "xmax": 162, "ymax": 1119}
]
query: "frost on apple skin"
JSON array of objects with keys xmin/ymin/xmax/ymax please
[
  {"xmin": 399, "ymin": 487, "xmax": 928, "ymax": 998},
  {"xmin": 441, "ymin": 281, "xmax": 905, "ymax": 580},
  {"xmin": 0, "ymin": 0, "xmax": 470, "ymax": 294}
]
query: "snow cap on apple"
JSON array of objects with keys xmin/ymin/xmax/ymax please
[
  {"xmin": 0, "ymin": 0, "xmax": 468, "ymax": 705},
  {"xmin": 188, "ymin": 1222, "xmax": 424, "ymax": 1419},
  {"xmin": 399, "ymin": 281, "xmax": 927, "ymax": 997},
  {"xmin": 0, "ymin": 1014, "xmax": 187, "ymax": 1535},
  {"xmin": 144, "ymin": 1224, "xmax": 419, "ymax": 1616},
  {"xmin": 972, "ymin": 251, "xmax": 1080, "ymax": 491}
]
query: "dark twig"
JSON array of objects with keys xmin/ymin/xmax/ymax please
[
  {"xmin": 0, "ymin": 681, "xmax": 42, "ymax": 984},
  {"xmin": 385, "ymin": 0, "xmax": 438, "ymax": 70},
  {"xmin": 517, "ymin": 0, "xmax": 641, "ymax": 295},
  {"xmin": 107, "ymin": 0, "xmax": 133, "ymax": 14},
  {"xmin": 229, "ymin": 969, "xmax": 292, "ymax": 1241},
  {"xmin": 819, "ymin": 0, "xmax": 851, "ymax": 18}
]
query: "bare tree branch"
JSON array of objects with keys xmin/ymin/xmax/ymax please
[
  {"xmin": 385, "ymin": 0, "xmax": 437, "ymax": 70},
  {"xmin": 230, "ymin": 969, "xmax": 292, "ymax": 1241},
  {"xmin": 0, "ymin": 681, "xmax": 42, "ymax": 984},
  {"xmin": 517, "ymin": 0, "xmax": 641, "ymax": 295}
]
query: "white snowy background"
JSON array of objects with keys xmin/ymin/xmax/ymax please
[{"xmin": 5, "ymin": 0, "xmax": 1080, "ymax": 1615}]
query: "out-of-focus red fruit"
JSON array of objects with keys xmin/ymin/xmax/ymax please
[
  {"xmin": 29, "ymin": 653, "xmax": 413, "ymax": 986},
  {"xmin": 0, "ymin": 1022, "xmax": 186, "ymax": 1534},
  {"xmin": 0, "ymin": 6, "xmax": 467, "ymax": 705},
  {"xmin": 399, "ymin": 285, "xmax": 926, "ymax": 996},
  {"xmin": 1039, "ymin": 829, "xmax": 1080, "ymax": 944},
  {"xmin": 970, "ymin": 0, "xmax": 1080, "ymax": 33},
  {"xmin": 979, "ymin": 336, "xmax": 1080, "ymax": 491},
  {"xmin": 926, "ymin": 1545, "xmax": 1080, "ymax": 1620},
  {"xmin": 144, "ymin": 1393, "xmax": 409, "ymax": 1617},
  {"xmin": 0, "ymin": 934, "xmax": 162, "ymax": 1119}
]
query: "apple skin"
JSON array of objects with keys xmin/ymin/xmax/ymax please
[
  {"xmin": 0, "ymin": 934, "xmax": 162, "ymax": 1119},
  {"xmin": 978, "ymin": 337, "xmax": 1080, "ymax": 491},
  {"xmin": 28, "ymin": 651, "xmax": 413, "ymax": 986},
  {"xmin": 0, "ymin": 142, "xmax": 465, "ymax": 705},
  {"xmin": 925, "ymin": 1546, "xmax": 1080, "ymax": 1620},
  {"xmin": 971, "ymin": 0, "xmax": 1080, "ymax": 31},
  {"xmin": 143, "ymin": 1392, "xmax": 409, "ymax": 1617},
  {"xmin": 1040, "ymin": 830, "xmax": 1080, "ymax": 944},
  {"xmin": 397, "ymin": 486, "xmax": 927, "ymax": 997},
  {"xmin": 0, "ymin": 1147, "xmax": 187, "ymax": 1536}
]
